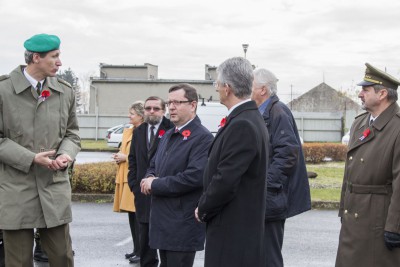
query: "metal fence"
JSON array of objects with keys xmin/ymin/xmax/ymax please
[{"xmin": 78, "ymin": 112, "xmax": 347, "ymax": 142}]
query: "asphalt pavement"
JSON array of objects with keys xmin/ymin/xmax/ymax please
[{"xmin": 34, "ymin": 203, "xmax": 340, "ymax": 267}]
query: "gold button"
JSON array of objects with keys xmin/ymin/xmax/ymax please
[
  {"xmin": 349, "ymin": 156, "xmax": 353, "ymax": 160},
  {"xmin": 361, "ymin": 158, "xmax": 364, "ymax": 163},
  {"xmin": 344, "ymin": 210, "xmax": 348, "ymax": 214},
  {"xmin": 355, "ymin": 213, "xmax": 358, "ymax": 218}
]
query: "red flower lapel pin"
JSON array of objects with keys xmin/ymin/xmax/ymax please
[
  {"xmin": 219, "ymin": 117, "xmax": 227, "ymax": 128},
  {"xmin": 359, "ymin": 128, "xmax": 371, "ymax": 141},
  {"xmin": 182, "ymin": 130, "xmax": 191, "ymax": 140},
  {"xmin": 158, "ymin": 129, "xmax": 166, "ymax": 138},
  {"xmin": 39, "ymin": 90, "xmax": 50, "ymax": 102}
]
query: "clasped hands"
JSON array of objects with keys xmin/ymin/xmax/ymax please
[
  {"xmin": 140, "ymin": 176, "xmax": 157, "ymax": 195},
  {"xmin": 112, "ymin": 152, "xmax": 127, "ymax": 164},
  {"xmin": 33, "ymin": 150, "xmax": 72, "ymax": 171}
]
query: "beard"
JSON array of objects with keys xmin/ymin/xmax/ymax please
[{"xmin": 145, "ymin": 115, "xmax": 162, "ymax": 125}]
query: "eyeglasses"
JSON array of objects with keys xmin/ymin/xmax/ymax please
[
  {"xmin": 213, "ymin": 81, "xmax": 228, "ymax": 88},
  {"xmin": 144, "ymin": 106, "xmax": 162, "ymax": 112},
  {"xmin": 167, "ymin": 100, "xmax": 192, "ymax": 106}
]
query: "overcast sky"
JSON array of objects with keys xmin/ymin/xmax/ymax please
[{"xmin": 1, "ymin": 0, "xmax": 399, "ymax": 103}]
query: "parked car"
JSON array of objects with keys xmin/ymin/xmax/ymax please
[
  {"xmin": 342, "ymin": 131, "xmax": 350, "ymax": 145},
  {"xmin": 107, "ymin": 124, "xmax": 131, "ymax": 148},
  {"xmin": 106, "ymin": 124, "xmax": 124, "ymax": 139}
]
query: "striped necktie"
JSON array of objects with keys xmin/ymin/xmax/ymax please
[{"xmin": 36, "ymin": 82, "xmax": 41, "ymax": 95}]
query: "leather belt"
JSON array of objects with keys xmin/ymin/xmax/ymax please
[
  {"xmin": 31, "ymin": 148, "xmax": 57, "ymax": 153},
  {"xmin": 347, "ymin": 182, "xmax": 392, "ymax": 195}
]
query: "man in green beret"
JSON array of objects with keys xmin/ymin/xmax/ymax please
[
  {"xmin": 0, "ymin": 33, "xmax": 80, "ymax": 267},
  {"xmin": 336, "ymin": 63, "xmax": 400, "ymax": 267}
]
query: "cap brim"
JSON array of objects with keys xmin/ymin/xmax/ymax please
[{"xmin": 357, "ymin": 80, "xmax": 376, "ymax": 86}]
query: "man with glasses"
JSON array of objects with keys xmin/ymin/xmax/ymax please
[
  {"xmin": 196, "ymin": 57, "xmax": 269, "ymax": 267},
  {"xmin": 140, "ymin": 84, "xmax": 213, "ymax": 267},
  {"xmin": 128, "ymin": 96, "xmax": 173, "ymax": 266}
]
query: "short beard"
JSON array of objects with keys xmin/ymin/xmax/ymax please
[{"xmin": 145, "ymin": 115, "xmax": 162, "ymax": 125}]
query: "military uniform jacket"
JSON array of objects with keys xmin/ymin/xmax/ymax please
[
  {"xmin": 0, "ymin": 66, "xmax": 81, "ymax": 230},
  {"xmin": 336, "ymin": 102, "xmax": 400, "ymax": 267}
]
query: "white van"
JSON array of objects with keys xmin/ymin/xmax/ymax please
[{"xmin": 196, "ymin": 101, "xmax": 228, "ymax": 135}]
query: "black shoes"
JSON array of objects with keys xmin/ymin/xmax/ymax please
[
  {"xmin": 0, "ymin": 238, "xmax": 5, "ymax": 267},
  {"xmin": 33, "ymin": 242, "xmax": 49, "ymax": 262},
  {"xmin": 125, "ymin": 252, "xmax": 136, "ymax": 259},
  {"xmin": 128, "ymin": 255, "xmax": 140, "ymax": 264}
]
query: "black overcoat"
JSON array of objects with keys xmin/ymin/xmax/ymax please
[
  {"xmin": 128, "ymin": 116, "xmax": 173, "ymax": 223},
  {"xmin": 262, "ymin": 95, "xmax": 310, "ymax": 220},
  {"xmin": 197, "ymin": 101, "xmax": 269, "ymax": 267}
]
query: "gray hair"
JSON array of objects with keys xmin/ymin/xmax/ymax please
[
  {"xmin": 217, "ymin": 57, "xmax": 254, "ymax": 99},
  {"xmin": 372, "ymin": 84, "xmax": 398, "ymax": 103},
  {"xmin": 253, "ymin": 68, "xmax": 279, "ymax": 96},
  {"xmin": 130, "ymin": 101, "xmax": 145, "ymax": 118},
  {"xmin": 24, "ymin": 50, "xmax": 47, "ymax": 64}
]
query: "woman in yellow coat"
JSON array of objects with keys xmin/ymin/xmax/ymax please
[{"xmin": 113, "ymin": 101, "xmax": 144, "ymax": 262}]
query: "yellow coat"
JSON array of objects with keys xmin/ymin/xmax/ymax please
[{"xmin": 113, "ymin": 127, "xmax": 136, "ymax": 212}]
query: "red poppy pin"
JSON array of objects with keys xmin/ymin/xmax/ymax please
[
  {"xmin": 182, "ymin": 130, "xmax": 191, "ymax": 140},
  {"xmin": 219, "ymin": 117, "xmax": 227, "ymax": 128},
  {"xmin": 158, "ymin": 129, "xmax": 166, "ymax": 138},
  {"xmin": 39, "ymin": 90, "xmax": 50, "ymax": 102},
  {"xmin": 359, "ymin": 128, "xmax": 371, "ymax": 141}
]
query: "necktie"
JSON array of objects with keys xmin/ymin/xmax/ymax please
[
  {"xmin": 36, "ymin": 82, "xmax": 41, "ymax": 96},
  {"xmin": 149, "ymin": 126, "xmax": 155, "ymax": 148},
  {"xmin": 369, "ymin": 119, "xmax": 374, "ymax": 126}
]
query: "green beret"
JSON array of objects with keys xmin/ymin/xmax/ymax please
[
  {"xmin": 24, "ymin": 33, "xmax": 60, "ymax": 53},
  {"xmin": 357, "ymin": 63, "xmax": 400, "ymax": 90}
]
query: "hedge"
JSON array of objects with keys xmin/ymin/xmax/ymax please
[
  {"xmin": 71, "ymin": 162, "xmax": 117, "ymax": 194},
  {"xmin": 303, "ymin": 143, "xmax": 348, "ymax": 164},
  {"xmin": 70, "ymin": 143, "xmax": 348, "ymax": 193}
]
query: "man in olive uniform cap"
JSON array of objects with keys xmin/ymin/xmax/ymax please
[
  {"xmin": 336, "ymin": 63, "xmax": 400, "ymax": 267},
  {"xmin": 0, "ymin": 33, "xmax": 80, "ymax": 267}
]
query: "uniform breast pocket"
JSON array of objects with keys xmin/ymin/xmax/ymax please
[
  {"xmin": 53, "ymin": 169, "xmax": 69, "ymax": 183},
  {"xmin": 8, "ymin": 128, "xmax": 23, "ymax": 141}
]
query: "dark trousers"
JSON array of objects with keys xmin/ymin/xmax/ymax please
[
  {"xmin": 264, "ymin": 219, "xmax": 285, "ymax": 267},
  {"xmin": 128, "ymin": 212, "xmax": 141, "ymax": 255},
  {"xmin": 159, "ymin": 250, "xmax": 196, "ymax": 267},
  {"xmin": 3, "ymin": 224, "xmax": 73, "ymax": 267},
  {"xmin": 0, "ymin": 230, "xmax": 4, "ymax": 267},
  {"xmin": 139, "ymin": 222, "xmax": 159, "ymax": 267}
]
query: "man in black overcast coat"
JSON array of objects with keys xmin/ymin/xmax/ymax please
[
  {"xmin": 128, "ymin": 96, "xmax": 173, "ymax": 266},
  {"xmin": 196, "ymin": 57, "xmax": 269, "ymax": 267}
]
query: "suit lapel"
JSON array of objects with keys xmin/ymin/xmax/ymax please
[
  {"xmin": 348, "ymin": 103, "xmax": 399, "ymax": 152},
  {"xmin": 208, "ymin": 101, "xmax": 257, "ymax": 154}
]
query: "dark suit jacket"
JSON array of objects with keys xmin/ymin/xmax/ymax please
[
  {"xmin": 146, "ymin": 116, "xmax": 213, "ymax": 251},
  {"xmin": 262, "ymin": 95, "xmax": 310, "ymax": 221},
  {"xmin": 128, "ymin": 116, "xmax": 174, "ymax": 223},
  {"xmin": 197, "ymin": 100, "xmax": 269, "ymax": 267}
]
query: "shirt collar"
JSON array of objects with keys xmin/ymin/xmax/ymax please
[
  {"xmin": 177, "ymin": 117, "xmax": 195, "ymax": 131},
  {"xmin": 228, "ymin": 99, "xmax": 251, "ymax": 116},
  {"xmin": 258, "ymin": 98, "xmax": 271, "ymax": 114},
  {"xmin": 23, "ymin": 67, "xmax": 44, "ymax": 88}
]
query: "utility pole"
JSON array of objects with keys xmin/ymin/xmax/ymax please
[
  {"xmin": 290, "ymin": 84, "xmax": 293, "ymax": 110},
  {"xmin": 242, "ymin": 44, "xmax": 249, "ymax": 59}
]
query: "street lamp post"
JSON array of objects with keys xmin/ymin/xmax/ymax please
[{"xmin": 242, "ymin": 44, "xmax": 249, "ymax": 59}]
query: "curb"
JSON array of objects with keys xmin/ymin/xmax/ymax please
[
  {"xmin": 72, "ymin": 194, "xmax": 340, "ymax": 209},
  {"xmin": 72, "ymin": 193, "xmax": 114, "ymax": 203}
]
